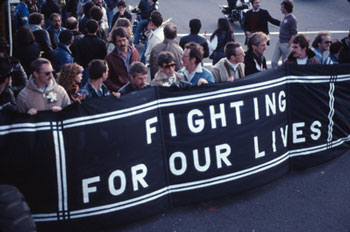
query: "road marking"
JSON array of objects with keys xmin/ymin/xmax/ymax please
[{"xmin": 178, "ymin": 30, "xmax": 349, "ymax": 37}]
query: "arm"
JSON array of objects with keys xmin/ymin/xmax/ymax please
[{"xmin": 266, "ymin": 11, "xmax": 280, "ymax": 27}]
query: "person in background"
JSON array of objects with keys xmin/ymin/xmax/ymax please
[
  {"xmin": 284, "ymin": 34, "xmax": 320, "ymax": 65},
  {"xmin": 29, "ymin": 12, "xmax": 54, "ymax": 61},
  {"xmin": 47, "ymin": 13, "xmax": 66, "ymax": 49},
  {"xmin": 339, "ymin": 31, "xmax": 350, "ymax": 64},
  {"xmin": 52, "ymin": 30, "xmax": 75, "ymax": 73},
  {"xmin": 79, "ymin": 1, "xmax": 94, "ymax": 34},
  {"xmin": 105, "ymin": 0, "xmax": 119, "ymax": 29},
  {"xmin": 105, "ymin": 27, "xmax": 140, "ymax": 92},
  {"xmin": 118, "ymin": 62, "xmax": 148, "ymax": 95},
  {"xmin": 14, "ymin": 0, "xmax": 30, "ymax": 30},
  {"xmin": 329, "ymin": 39, "xmax": 343, "ymax": 64},
  {"xmin": 311, "ymin": 31, "xmax": 333, "ymax": 64},
  {"xmin": 70, "ymin": 19, "xmax": 107, "ymax": 87},
  {"xmin": 16, "ymin": 58, "xmax": 70, "ymax": 115},
  {"xmin": 13, "ymin": 26, "xmax": 41, "ymax": 76},
  {"xmin": 57, "ymin": 63, "xmax": 84, "ymax": 102},
  {"xmin": 271, "ymin": 0, "xmax": 297, "ymax": 68},
  {"xmin": 151, "ymin": 51, "xmax": 190, "ymax": 88},
  {"xmin": 133, "ymin": 0, "xmax": 151, "ymax": 45},
  {"xmin": 111, "ymin": 0, "xmax": 132, "ymax": 29},
  {"xmin": 243, "ymin": 0, "xmax": 280, "ymax": 45},
  {"xmin": 0, "ymin": 57, "xmax": 17, "ymax": 112},
  {"xmin": 212, "ymin": 42, "xmax": 245, "ymax": 83},
  {"xmin": 0, "ymin": 38, "xmax": 28, "ymax": 97},
  {"xmin": 41, "ymin": 0, "xmax": 60, "ymax": 28},
  {"xmin": 208, "ymin": 18, "xmax": 234, "ymax": 65},
  {"xmin": 65, "ymin": 16, "xmax": 84, "ymax": 42},
  {"xmin": 244, "ymin": 32, "xmax": 268, "ymax": 76},
  {"xmin": 178, "ymin": 42, "xmax": 214, "ymax": 86},
  {"xmin": 107, "ymin": 18, "xmax": 133, "ymax": 54},
  {"xmin": 90, "ymin": 6, "xmax": 108, "ymax": 40},
  {"xmin": 179, "ymin": 18, "xmax": 209, "ymax": 59}
]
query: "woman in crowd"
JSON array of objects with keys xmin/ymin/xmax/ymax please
[
  {"xmin": 13, "ymin": 26, "xmax": 41, "ymax": 76},
  {"xmin": 208, "ymin": 18, "xmax": 234, "ymax": 65},
  {"xmin": 57, "ymin": 63, "xmax": 84, "ymax": 102},
  {"xmin": 107, "ymin": 18, "xmax": 133, "ymax": 54}
]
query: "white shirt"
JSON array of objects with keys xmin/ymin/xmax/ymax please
[
  {"xmin": 296, "ymin": 57, "xmax": 308, "ymax": 65},
  {"xmin": 182, "ymin": 63, "xmax": 203, "ymax": 82},
  {"xmin": 145, "ymin": 27, "xmax": 164, "ymax": 63}
]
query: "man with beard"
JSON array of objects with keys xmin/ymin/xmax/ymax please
[
  {"xmin": 244, "ymin": 32, "xmax": 268, "ymax": 76},
  {"xmin": 284, "ymin": 34, "xmax": 320, "ymax": 65},
  {"xmin": 47, "ymin": 13, "xmax": 66, "ymax": 49},
  {"xmin": 311, "ymin": 31, "xmax": 333, "ymax": 64},
  {"xmin": 16, "ymin": 58, "xmax": 70, "ymax": 115},
  {"xmin": 105, "ymin": 27, "xmax": 140, "ymax": 91}
]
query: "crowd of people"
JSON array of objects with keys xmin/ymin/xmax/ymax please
[{"xmin": 0, "ymin": 0, "xmax": 349, "ymax": 114}]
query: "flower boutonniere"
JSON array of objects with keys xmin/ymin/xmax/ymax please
[{"xmin": 45, "ymin": 92, "xmax": 58, "ymax": 103}]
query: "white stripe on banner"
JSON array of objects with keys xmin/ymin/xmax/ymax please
[
  {"xmin": 327, "ymin": 80, "xmax": 336, "ymax": 144},
  {"xmin": 58, "ymin": 122, "xmax": 69, "ymax": 219},
  {"xmin": 32, "ymin": 134, "xmax": 350, "ymax": 221},
  {"xmin": 52, "ymin": 122, "xmax": 62, "ymax": 221}
]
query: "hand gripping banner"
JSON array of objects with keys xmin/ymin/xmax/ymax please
[{"xmin": 0, "ymin": 64, "xmax": 349, "ymax": 231}]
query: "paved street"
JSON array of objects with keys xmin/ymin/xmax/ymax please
[{"xmin": 104, "ymin": 1, "xmax": 350, "ymax": 231}]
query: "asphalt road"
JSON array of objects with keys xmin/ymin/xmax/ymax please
[{"xmin": 98, "ymin": 1, "xmax": 350, "ymax": 231}]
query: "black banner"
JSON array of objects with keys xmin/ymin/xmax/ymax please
[{"xmin": 0, "ymin": 64, "xmax": 350, "ymax": 231}]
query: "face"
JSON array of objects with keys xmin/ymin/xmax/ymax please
[
  {"xmin": 130, "ymin": 72, "xmax": 147, "ymax": 90},
  {"xmin": 102, "ymin": 65, "xmax": 109, "ymax": 81},
  {"xmin": 182, "ymin": 48, "xmax": 195, "ymax": 70},
  {"xmin": 93, "ymin": 0, "xmax": 103, "ymax": 6},
  {"xmin": 233, "ymin": 47, "xmax": 245, "ymax": 63},
  {"xmin": 34, "ymin": 63, "xmax": 54, "ymax": 88},
  {"xmin": 319, "ymin": 35, "xmax": 331, "ymax": 52},
  {"xmin": 159, "ymin": 62, "xmax": 176, "ymax": 77},
  {"xmin": 74, "ymin": 72, "xmax": 83, "ymax": 84},
  {"xmin": 252, "ymin": 0, "xmax": 261, "ymax": 10},
  {"xmin": 252, "ymin": 40, "xmax": 267, "ymax": 57},
  {"xmin": 291, "ymin": 43, "xmax": 306, "ymax": 59},
  {"xmin": 115, "ymin": 35, "xmax": 128, "ymax": 52},
  {"xmin": 280, "ymin": 4, "xmax": 286, "ymax": 14},
  {"xmin": 51, "ymin": 16, "xmax": 61, "ymax": 29},
  {"xmin": 118, "ymin": 6, "xmax": 126, "ymax": 14}
]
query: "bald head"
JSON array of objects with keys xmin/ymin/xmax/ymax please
[{"xmin": 65, "ymin": 16, "xmax": 78, "ymax": 30}]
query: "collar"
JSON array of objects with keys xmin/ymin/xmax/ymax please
[
  {"xmin": 252, "ymin": 8, "xmax": 260, "ymax": 13},
  {"xmin": 226, "ymin": 58, "xmax": 239, "ymax": 70}
]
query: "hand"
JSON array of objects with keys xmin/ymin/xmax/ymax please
[
  {"xmin": 228, "ymin": 75, "xmax": 235, "ymax": 82},
  {"xmin": 74, "ymin": 94, "xmax": 86, "ymax": 104},
  {"xmin": 112, "ymin": 92, "xmax": 121, "ymax": 99},
  {"xmin": 51, "ymin": 106, "xmax": 62, "ymax": 112},
  {"xmin": 27, "ymin": 108, "xmax": 38, "ymax": 115},
  {"xmin": 197, "ymin": 78, "xmax": 208, "ymax": 86}
]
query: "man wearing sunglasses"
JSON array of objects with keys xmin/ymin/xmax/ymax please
[
  {"xmin": 151, "ymin": 51, "xmax": 190, "ymax": 88},
  {"xmin": 311, "ymin": 31, "xmax": 333, "ymax": 64},
  {"xmin": 17, "ymin": 58, "xmax": 71, "ymax": 115}
]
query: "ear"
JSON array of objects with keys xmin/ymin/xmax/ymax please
[{"xmin": 33, "ymin": 71, "xmax": 39, "ymax": 79}]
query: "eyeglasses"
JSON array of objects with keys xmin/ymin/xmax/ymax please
[
  {"xmin": 40, "ymin": 71, "xmax": 54, "ymax": 76},
  {"xmin": 162, "ymin": 63, "xmax": 176, "ymax": 69},
  {"xmin": 325, "ymin": 41, "xmax": 332, "ymax": 44},
  {"xmin": 235, "ymin": 53, "xmax": 245, "ymax": 57}
]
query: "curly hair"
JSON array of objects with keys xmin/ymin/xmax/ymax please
[{"xmin": 58, "ymin": 63, "xmax": 83, "ymax": 95}]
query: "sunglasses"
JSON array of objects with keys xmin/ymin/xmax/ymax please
[
  {"xmin": 325, "ymin": 41, "xmax": 332, "ymax": 44},
  {"xmin": 40, "ymin": 71, "xmax": 54, "ymax": 76},
  {"xmin": 162, "ymin": 63, "xmax": 176, "ymax": 69}
]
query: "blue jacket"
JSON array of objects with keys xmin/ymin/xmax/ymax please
[
  {"xmin": 178, "ymin": 66, "xmax": 215, "ymax": 86},
  {"xmin": 52, "ymin": 42, "xmax": 74, "ymax": 72},
  {"xmin": 14, "ymin": 2, "xmax": 29, "ymax": 29},
  {"xmin": 79, "ymin": 82, "xmax": 111, "ymax": 99}
]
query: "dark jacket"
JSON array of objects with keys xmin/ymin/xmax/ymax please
[
  {"xmin": 111, "ymin": 11, "xmax": 132, "ymax": 28},
  {"xmin": 104, "ymin": 46, "xmax": 140, "ymax": 91},
  {"xmin": 30, "ymin": 24, "xmax": 54, "ymax": 61},
  {"xmin": 339, "ymin": 37, "xmax": 350, "ymax": 64},
  {"xmin": 52, "ymin": 42, "xmax": 74, "ymax": 72},
  {"xmin": 8, "ymin": 56, "xmax": 28, "ymax": 97},
  {"xmin": 210, "ymin": 30, "xmax": 234, "ymax": 65},
  {"xmin": 244, "ymin": 49, "xmax": 267, "ymax": 76},
  {"xmin": 13, "ymin": 42, "xmax": 41, "ymax": 76},
  {"xmin": 71, "ymin": 34, "xmax": 107, "ymax": 68},
  {"xmin": 243, "ymin": 9, "xmax": 280, "ymax": 35},
  {"xmin": 284, "ymin": 49, "xmax": 320, "ymax": 65},
  {"xmin": 47, "ymin": 25, "xmax": 66, "ymax": 49},
  {"xmin": 138, "ymin": 0, "xmax": 150, "ymax": 20},
  {"xmin": 0, "ymin": 87, "xmax": 17, "ymax": 113},
  {"xmin": 179, "ymin": 33, "xmax": 209, "ymax": 58}
]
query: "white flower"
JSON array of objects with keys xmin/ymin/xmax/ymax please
[{"xmin": 45, "ymin": 92, "xmax": 58, "ymax": 103}]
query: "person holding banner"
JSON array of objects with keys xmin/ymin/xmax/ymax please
[
  {"xmin": 118, "ymin": 62, "xmax": 149, "ymax": 95},
  {"xmin": 244, "ymin": 32, "xmax": 268, "ymax": 76},
  {"xmin": 16, "ymin": 58, "xmax": 71, "ymax": 115},
  {"xmin": 284, "ymin": 34, "xmax": 320, "ymax": 65},
  {"xmin": 212, "ymin": 41, "xmax": 245, "ymax": 83},
  {"xmin": 178, "ymin": 42, "xmax": 214, "ymax": 86},
  {"xmin": 0, "ymin": 57, "xmax": 17, "ymax": 112}
]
